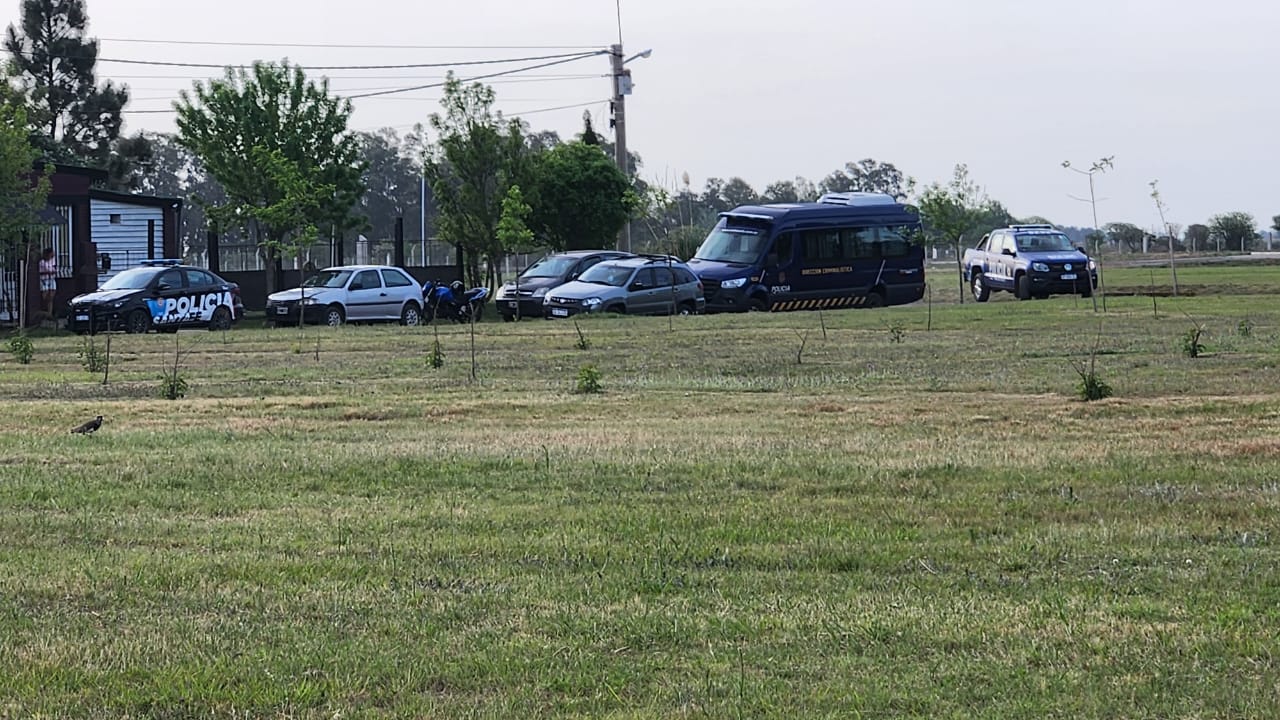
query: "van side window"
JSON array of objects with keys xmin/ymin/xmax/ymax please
[
  {"xmin": 801, "ymin": 229, "xmax": 842, "ymax": 262},
  {"xmin": 874, "ymin": 228, "xmax": 911, "ymax": 258},
  {"xmin": 846, "ymin": 227, "xmax": 877, "ymax": 258},
  {"xmin": 773, "ymin": 233, "xmax": 793, "ymax": 265}
]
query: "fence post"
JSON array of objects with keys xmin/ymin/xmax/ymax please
[
  {"xmin": 394, "ymin": 217, "xmax": 405, "ymax": 268},
  {"xmin": 147, "ymin": 219, "xmax": 156, "ymax": 260},
  {"xmin": 207, "ymin": 229, "xmax": 220, "ymax": 273}
]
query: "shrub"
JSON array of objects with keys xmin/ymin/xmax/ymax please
[
  {"xmin": 78, "ymin": 336, "xmax": 107, "ymax": 373},
  {"xmin": 159, "ymin": 372, "xmax": 188, "ymax": 400},
  {"xmin": 887, "ymin": 320, "xmax": 906, "ymax": 344},
  {"xmin": 426, "ymin": 339, "xmax": 445, "ymax": 369},
  {"xmin": 1181, "ymin": 326, "xmax": 1205, "ymax": 358},
  {"xmin": 573, "ymin": 319, "xmax": 591, "ymax": 351},
  {"xmin": 6, "ymin": 334, "xmax": 33, "ymax": 365},
  {"xmin": 575, "ymin": 364, "xmax": 602, "ymax": 394}
]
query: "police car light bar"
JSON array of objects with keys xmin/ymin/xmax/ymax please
[
  {"xmin": 1010, "ymin": 224, "xmax": 1056, "ymax": 231},
  {"xmin": 139, "ymin": 259, "xmax": 184, "ymax": 267}
]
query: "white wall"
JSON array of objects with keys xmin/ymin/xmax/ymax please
[{"xmin": 91, "ymin": 199, "xmax": 165, "ymax": 282}]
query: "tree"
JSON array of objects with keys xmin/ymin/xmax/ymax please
[
  {"xmin": 0, "ymin": 101, "xmax": 51, "ymax": 248},
  {"xmin": 1104, "ymin": 223, "xmax": 1145, "ymax": 253},
  {"xmin": 1271, "ymin": 215, "xmax": 1280, "ymax": 234},
  {"xmin": 531, "ymin": 141, "xmax": 634, "ymax": 251},
  {"xmin": 4, "ymin": 0, "xmax": 144, "ymax": 184},
  {"xmin": 496, "ymin": 184, "xmax": 534, "ymax": 253},
  {"xmin": 918, "ymin": 164, "xmax": 1014, "ymax": 303},
  {"xmin": 137, "ymin": 132, "xmax": 230, "ymax": 257},
  {"xmin": 1208, "ymin": 212, "xmax": 1257, "ymax": 253},
  {"xmin": 818, "ymin": 159, "xmax": 915, "ymax": 200},
  {"xmin": 422, "ymin": 75, "xmax": 530, "ymax": 288},
  {"xmin": 354, "ymin": 128, "xmax": 428, "ymax": 253},
  {"xmin": 1184, "ymin": 223, "xmax": 1210, "ymax": 253},
  {"xmin": 175, "ymin": 61, "xmax": 365, "ymax": 294}
]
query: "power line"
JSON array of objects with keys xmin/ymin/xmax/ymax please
[
  {"xmin": 112, "ymin": 73, "xmax": 602, "ymax": 82},
  {"xmin": 100, "ymin": 37, "xmax": 605, "ymax": 51},
  {"xmin": 345, "ymin": 52, "xmax": 606, "ymax": 99},
  {"xmin": 16, "ymin": 49, "xmax": 604, "ymax": 71}
]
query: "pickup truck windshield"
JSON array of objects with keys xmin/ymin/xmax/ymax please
[
  {"xmin": 1016, "ymin": 233, "xmax": 1076, "ymax": 252},
  {"xmin": 695, "ymin": 228, "xmax": 770, "ymax": 265}
]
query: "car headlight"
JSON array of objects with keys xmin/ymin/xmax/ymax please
[
  {"xmin": 583, "ymin": 297, "xmax": 603, "ymax": 307},
  {"xmin": 301, "ymin": 297, "xmax": 318, "ymax": 305},
  {"xmin": 112, "ymin": 301, "xmax": 126, "ymax": 309},
  {"xmin": 1031, "ymin": 262, "xmax": 1050, "ymax": 273},
  {"xmin": 721, "ymin": 277, "xmax": 747, "ymax": 289},
  {"xmin": 1088, "ymin": 259, "xmax": 1097, "ymax": 270},
  {"xmin": 533, "ymin": 287, "xmax": 548, "ymax": 298}
]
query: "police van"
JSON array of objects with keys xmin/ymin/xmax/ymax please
[{"xmin": 688, "ymin": 193, "xmax": 925, "ymax": 312}]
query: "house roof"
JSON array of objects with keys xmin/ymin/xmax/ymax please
[{"xmin": 89, "ymin": 188, "xmax": 183, "ymax": 210}]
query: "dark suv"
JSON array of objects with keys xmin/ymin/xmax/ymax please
[
  {"xmin": 496, "ymin": 250, "xmax": 631, "ymax": 321},
  {"xmin": 543, "ymin": 255, "xmax": 705, "ymax": 318},
  {"xmin": 66, "ymin": 260, "xmax": 244, "ymax": 334}
]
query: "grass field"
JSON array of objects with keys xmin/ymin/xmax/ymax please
[{"xmin": 2, "ymin": 280, "xmax": 1280, "ymax": 717}]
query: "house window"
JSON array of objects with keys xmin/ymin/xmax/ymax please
[{"xmin": 109, "ymin": 213, "xmax": 122, "ymax": 224}]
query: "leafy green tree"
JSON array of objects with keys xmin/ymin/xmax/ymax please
[
  {"xmin": 422, "ymin": 75, "xmax": 530, "ymax": 288},
  {"xmin": 1184, "ymin": 223, "xmax": 1210, "ymax": 253},
  {"xmin": 1208, "ymin": 211, "xmax": 1257, "ymax": 253},
  {"xmin": 496, "ymin": 184, "xmax": 534, "ymax": 253},
  {"xmin": 918, "ymin": 164, "xmax": 1014, "ymax": 302},
  {"xmin": 355, "ymin": 128, "xmax": 429, "ymax": 251},
  {"xmin": 0, "ymin": 100, "xmax": 51, "ymax": 249},
  {"xmin": 819, "ymin": 159, "xmax": 915, "ymax": 200},
  {"xmin": 1270, "ymin": 215, "xmax": 1280, "ymax": 235},
  {"xmin": 1104, "ymin": 222, "xmax": 1145, "ymax": 253},
  {"xmin": 531, "ymin": 141, "xmax": 634, "ymax": 251},
  {"xmin": 3, "ymin": 0, "xmax": 148, "ymax": 187},
  {"xmin": 175, "ymin": 61, "xmax": 365, "ymax": 293}
]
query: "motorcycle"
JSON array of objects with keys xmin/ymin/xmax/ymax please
[{"xmin": 423, "ymin": 281, "xmax": 490, "ymax": 323}]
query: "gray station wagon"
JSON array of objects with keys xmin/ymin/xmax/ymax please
[{"xmin": 542, "ymin": 255, "xmax": 706, "ymax": 318}]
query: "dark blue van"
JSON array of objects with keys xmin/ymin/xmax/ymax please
[{"xmin": 688, "ymin": 193, "xmax": 925, "ymax": 312}]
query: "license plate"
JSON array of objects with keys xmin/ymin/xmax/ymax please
[
  {"xmin": 75, "ymin": 314, "xmax": 88, "ymax": 322},
  {"xmin": 1061, "ymin": 273, "xmax": 1077, "ymax": 280},
  {"xmin": 551, "ymin": 308, "xmax": 569, "ymax": 317},
  {"xmin": 276, "ymin": 306, "xmax": 288, "ymax": 314},
  {"xmin": 507, "ymin": 301, "xmax": 518, "ymax": 309}
]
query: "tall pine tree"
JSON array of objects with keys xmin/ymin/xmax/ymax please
[{"xmin": 5, "ymin": 0, "xmax": 148, "ymax": 187}]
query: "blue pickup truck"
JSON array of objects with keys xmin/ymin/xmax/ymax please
[{"xmin": 962, "ymin": 224, "xmax": 1097, "ymax": 302}]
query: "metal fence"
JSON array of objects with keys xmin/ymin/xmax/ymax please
[{"xmin": 189, "ymin": 239, "xmax": 461, "ymax": 272}]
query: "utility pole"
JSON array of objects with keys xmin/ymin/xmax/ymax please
[
  {"xmin": 610, "ymin": 43, "xmax": 631, "ymax": 252},
  {"xmin": 609, "ymin": 45, "xmax": 651, "ymax": 253}
]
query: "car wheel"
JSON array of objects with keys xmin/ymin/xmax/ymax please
[
  {"xmin": 971, "ymin": 273, "xmax": 991, "ymax": 303},
  {"xmin": 606, "ymin": 304, "xmax": 625, "ymax": 315},
  {"xmin": 749, "ymin": 296, "xmax": 769, "ymax": 312},
  {"xmin": 677, "ymin": 301, "xmax": 695, "ymax": 316},
  {"xmin": 501, "ymin": 312, "xmax": 515, "ymax": 323},
  {"xmin": 125, "ymin": 309, "xmax": 152, "ymax": 334},
  {"xmin": 325, "ymin": 305, "xmax": 345, "ymax": 327},
  {"xmin": 1080, "ymin": 285, "xmax": 1093, "ymax": 299},
  {"xmin": 400, "ymin": 302, "xmax": 422, "ymax": 327},
  {"xmin": 209, "ymin": 306, "xmax": 233, "ymax": 331},
  {"xmin": 863, "ymin": 291, "xmax": 886, "ymax": 309},
  {"xmin": 1015, "ymin": 273, "xmax": 1032, "ymax": 300}
]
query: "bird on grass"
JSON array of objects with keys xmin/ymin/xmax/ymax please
[{"xmin": 71, "ymin": 416, "xmax": 104, "ymax": 435}]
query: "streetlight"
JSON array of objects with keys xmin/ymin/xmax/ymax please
[
  {"xmin": 610, "ymin": 45, "xmax": 652, "ymax": 252},
  {"xmin": 1063, "ymin": 156, "xmax": 1114, "ymax": 311}
]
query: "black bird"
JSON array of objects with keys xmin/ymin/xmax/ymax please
[{"xmin": 71, "ymin": 416, "xmax": 103, "ymax": 435}]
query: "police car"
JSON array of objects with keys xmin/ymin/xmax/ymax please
[{"xmin": 66, "ymin": 259, "xmax": 245, "ymax": 334}]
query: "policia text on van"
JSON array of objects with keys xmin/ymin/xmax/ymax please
[{"xmin": 688, "ymin": 193, "xmax": 925, "ymax": 312}]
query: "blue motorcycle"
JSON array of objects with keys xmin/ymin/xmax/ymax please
[{"xmin": 423, "ymin": 281, "xmax": 490, "ymax": 323}]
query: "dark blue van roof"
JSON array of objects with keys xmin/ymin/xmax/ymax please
[{"xmin": 722, "ymin": 195, "xmax": 919, "ymax": 226}]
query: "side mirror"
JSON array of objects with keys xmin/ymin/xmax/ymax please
[
  {"xmin": 1001, "ymin": 248, "xmax": 1015, "ymax": 257},
  {"xmin": 155, "ymin": 282, "xmax": 171, "ymax": 292},
  {"xmin": 1076, "ymin": 246, "xmax": 1088, "ymax": 255},
  {"xmin": 630, "ymin": 282, "xmax": 647, "ymax": 291}
]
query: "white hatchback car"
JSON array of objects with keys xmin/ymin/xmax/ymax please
[{"xmin": 266, "ymin": 265, "xmax": 424, "ymax": 327}]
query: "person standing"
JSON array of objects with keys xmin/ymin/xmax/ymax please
[{"xmin": 39, "ymin": 247, "xmax": 56, "ymax": 326}]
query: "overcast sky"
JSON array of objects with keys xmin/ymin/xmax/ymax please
[{"xmin": 11, "ymin": 0, "xmax": 1279, "ymax": 232}]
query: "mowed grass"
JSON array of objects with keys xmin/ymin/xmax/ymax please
[{"xmin": 2, "ymin": 285, "xmax": 1280, "ymax": 718}]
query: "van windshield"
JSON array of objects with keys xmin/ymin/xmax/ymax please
[{"xmin": 695, "ymin": 228, "xmax": 770, "ymax": 265}]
